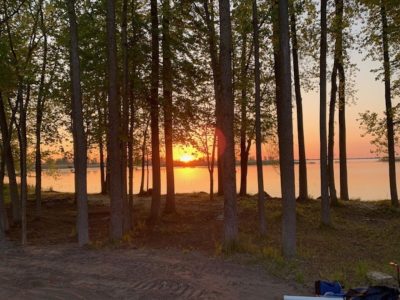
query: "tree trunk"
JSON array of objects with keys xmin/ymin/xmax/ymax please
[
  {"xmin": 99, "ymin": 135, "xmax": 106, "ymax": 195},
  {"xmin": 380, "ymin": 0, "xmax": 398, "ymax": 207},
  {"xmin": 0, "ymin": 94, "xmax": 19, "ymax": 224},
  {"xmin": 289, "ymin": 2, "xmax": 308, "ymax": 201},
  {"xmin": 0, "ymin": 151, "xmax": 9, "ymax": 237},
  {"xmin": 35, "ymin": 3, "xmax": 47, "ymax": 218},
  {"xmin": 67, "ymin": 0, "xmax": 89, "ymax": 246},
  {"xmin": 121, "ymin": 0, "xmax": 131, "ymax": 232},
  {"xmin": 209, "ymin": 128, "xmax": 217, "ymax": 201},
  {"xmin": 139, "ymin": 120, "xmax": 150, "ymax": 195},
  {"xmin": 149, "ymin": 0, "xmax": 161, "ymax": 223},
  {"xmin": 162, "ymin": 0, "xmax": 175, "ymax": 214},
  {"xmin": 275, "ymin": 0, "xmax": 296, "ymax": 257},
  {"xmin": 203, "ymin": 0, "xmax": 223, "ymax": 196},
  {"xmin": 320, "ymin": 0, "xmax": 330, "ymax": 225},
  {"xmin": 328, "ymin": 63, "xmax": 338, "ymax": 205},
  {"xmin": 239, "ymin": 31, "xmax": 248, "ymax": 197},
  {"xmin": 333, "ymin": 0, "xmax": 348, "ymax": 201},
  {"xmin": 106, "ymin": 0, "xmax": 124, "ymax": 238},
  {"xmin": 218, "ymin": 0, "xmax": 238, "ymax": 247},
  {"xmin": 18, "ymin": 83, "xmax": 29, "ymax": 245},
  {"xmin": 128, "ymin": 74, "xmax": 135, "ymax": 218},
  {"xmin": 252, "ymin": 0, "xmax": 266, "ymax": 236}
]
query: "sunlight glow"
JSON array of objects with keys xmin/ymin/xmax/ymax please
[{"xmin": 180, "ymin": 153, "xmax": 194, "ymax": 163}]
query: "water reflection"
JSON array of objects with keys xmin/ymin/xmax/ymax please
[{"xmin": 27, "ymin": 159, "xmax": 400, "ymax": 201}]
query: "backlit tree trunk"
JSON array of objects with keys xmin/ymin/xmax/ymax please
[
  {"xmin": 252, "ymin": 0, "xmax": 266, "ymax": 236},
  {"xmin": 218, "ymin": 0, "xmax": 238, "ymax": 247},
  {"xmin": 275, "ymin": 0, "xmax": 296, "ymax": 257},
  {"xmin": 67, "ymin": 0, "xmax": 89, "ymax": 246},
  {"xmin": 106, "ymin": 0, "xmax": 124, "ymax": 238},
  {"xmin": 149, "ymin": 0, "xmax": 162, "ymax": 222},
  {"xmin": 380, "ymin": 0, "xmax": 398, "ymax": 207},
  {"xmin": 289, "ymin": 2, "xmax": 308, "ymax": 201},
  {"xmin": 328, "ymin": 62, "xmax": 338, "ymax": 205},
  {"xmin": 320, "ymin": 0, "xmax": 330, "ymax": 224},
  {"xmin": 162, "ymin": 0, "xmax": 176, "ymax": 214}
]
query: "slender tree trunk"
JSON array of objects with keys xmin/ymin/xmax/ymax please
[
  {"xmin": 162, "ymin": 0, "xmax": 175, "ymax": 214},
  {"xmin": 0, "ymin": 151, "xmax": 9, "ymax": 237},
  {"xmin": 128, "ymin": 77, "xmax": 135, "ymax": 218},
  {"xmin": 380, "ymin": 0, "xmax": 398, "ymax": 207},
  {"xmin": 209, "ymin": 128, "xmax": 217, "ymax": 201},
  {"xmin": 289, "ymin": 2, "xmax": 308, "ymax": 201},
  {"xmin": 149, "ymin": 0, "xmax": 161, "ymax": 223},
  {"xmin": 0, "ymin": 94, "xmax": 19, "ymax": 224},
  {"xmin": 320, "ymin": 0, "xmax": 330, "ymax": 225},
  {"xmin": 275, "ymin": 0, "xmax": 296, "ymax": 257},
  {"xmin": 99, "ymin": 136, "xmax": 106, "ymax": 194},
  {"xmin": 35, "ymin": 3, "xmax": 47, "ymax": 218},
  {"xmin": 121, "ymin": 0, "xmax": 131, "ymax": 232},
  {"xmin": 18, "ymin": 83, "xmax": 29, "ymax": 245},
  {"xmin": 333, "ymin": 0, "xmax": 348, "ymax": 201},
  {"xmin": 239, "ymin": 31, "xmax": 249, "ymax": 197},
  {"xmin": 106, "ymin": 0, "xmax": 124, "ymax": 238},
  {"xmin": 218, "ymin": 0, "xmax": 238, "ymax": 247},
  {"xmin": 146, "ymin": 151, "xmax": 150, "ymax": 192},
  {"xmin": 139, "ymin": 121, "xmax": 150, "ymax": 195},
  {"xmin": 67, "ymin": 0, "xmax": 89, "ymax": 246},
  {"xmin": 252, "ymin": 0, "xmax": 266, "ymax": 236},
  {"xmin": 203, "ymin": 0, "xmax": 223, "ymax": 196},
  {"xmin": 328, "ymin": 63, "xmax": 338, "ymax": 205}
]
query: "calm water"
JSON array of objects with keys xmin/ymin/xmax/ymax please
[{"xmin": 25, "ymin": 159, "xmax": 400, "ymax": 201}]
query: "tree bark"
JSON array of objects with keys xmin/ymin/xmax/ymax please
[
  {"xmin": 121, "ymin": 0, "xmax": 131, "ymax": 231},
  {"xmin": 328, "ymin": 63, "xmax": 338, "ymax": 205},
  {"xmin": 99, "ymin": 135, "xmax": 106, "ymax": 195},
  {"xmin": 203, "ymin": 0, "xmax": 223, "ymax": 196},
  {"xmin": 380, "ymin": 0, "xmax": 398, "ymax": 207},
  {"xmin": 35, "ymin": 1, "xmax": 48, "ymax": 217},
  {"xmin": 0, "ymin": 151, "xmax": 9, "ymax": 237},
  {"xmin": 139, "ymin": 118, "xmax": 150, "ymax": 195},
  {"xmin": 106, "ymin": 0, "xmax": 124, "ymax": 238},
  {"xmin": 162, "ymin": 0, "xmax": 176, "ymax": 214},
  {"xmin": 67, "ymin": 0, "xmax": 89, "ymax": 246},
  {"xmin": 289, "ymin": 2, "xmax": 308, "ymax": 201},
  {"xmin": 320, "ymin": 0, "xmax": 330, "ymax": 224},
  {"xmin": 149, "ymin": 0, "xmax": 161, "ymax": 223},
  {"xmin": 218, "ymin": 0, "xmax": 238, "ymax": 247},
  {"xmin": 0, "ymin": 94, "xmax": 19, "ymax": 224},
  {"xmin": 239, "ymin": 31, "xmax": 249, "ymax": 197},
  {"xmin": 335, "ymin": 0, "xmax": 349, "ymax": 201},
  {"xmin": 252, "ymin": 0, "xmax": 266, "ymax": 236},
  {"xmin": 275, "ymin": 0, "xmax": 297, "ymax": 257},
  {"xmin": 18, "ymin": 83, "xmax": 29, "ymax": 245}
]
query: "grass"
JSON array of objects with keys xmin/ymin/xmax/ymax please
[{"xmin": 4, "ymin": 190, "xmax": 400, "ymax": 289}]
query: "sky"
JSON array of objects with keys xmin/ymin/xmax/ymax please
[{"xmin": 291, "ymin": 47, "xmax": 390, "ymax": 160}]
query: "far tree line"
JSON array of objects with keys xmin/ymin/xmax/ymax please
[{"xmin": 0, "ymin": 0, "xmax": 399, "ymax": 257}]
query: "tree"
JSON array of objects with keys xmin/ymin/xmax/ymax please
[
  {"xmin": 320, "ymin": 0, "xmax": 330, "ymax": 224},
  {"xmin": 106, "ymin": 0, "xmax": 124, "ymax": 238},
  {"xmin": 380, "ymin": 0, "xmax": 398, "ymax": 206},
  {"xmin": 218, "ymin": 0, "xmax": 238, "ymax": 247},
  {"xmin": 149, "ymin": 0, "xmax": 162, "ymax": 223},
  {"xmin": 289, "ymin": 0, "xmax": 308, "ymax": 201},
  {"xmin": 162, "ymin": 0, "xmax": 176, "ymax": 214},
  {"xmin": 66, "ymin": 0, "xmax": 89, "ymax": 246},
  {"xmin": 275, "ymin": 0, "xmax": 297, "ymax": 257},
  {"xmin": 252, "ymin": 0, "xmax": 266, "ymax": 236}
]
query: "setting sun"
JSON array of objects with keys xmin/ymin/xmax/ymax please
[{"xmin": 179, "ymin": 153, "xmax": 194, "ymax": 163}]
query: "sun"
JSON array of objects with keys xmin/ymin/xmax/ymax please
[{"xmin": 180, "ymin": 153, "xmax": 194, "ymax": 163}]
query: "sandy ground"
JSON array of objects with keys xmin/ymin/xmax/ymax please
[{"xmin": 0, "ymin": 241, "xmax": 304, "ymax": 300}]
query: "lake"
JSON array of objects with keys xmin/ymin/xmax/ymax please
[{"xmin": 26, "ymin": 158, "xmax": 400, "ymax": 201}]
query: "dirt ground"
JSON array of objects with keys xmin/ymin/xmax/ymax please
[
  {"xmin": 1, "ymin": 192, "xmax": 306, "ymax": 299},
  {"xmin": 0, "ymin": 242, "xmax": 302, "ymax": 299}
]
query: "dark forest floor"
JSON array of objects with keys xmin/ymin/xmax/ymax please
[{"xmin": 3, "ymin": 191, "xmax": 400, "ymax": 298}]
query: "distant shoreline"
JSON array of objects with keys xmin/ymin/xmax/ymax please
[{"xmin": 40, "ymin": 157, "xmax": 387, "ymax": 170}]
